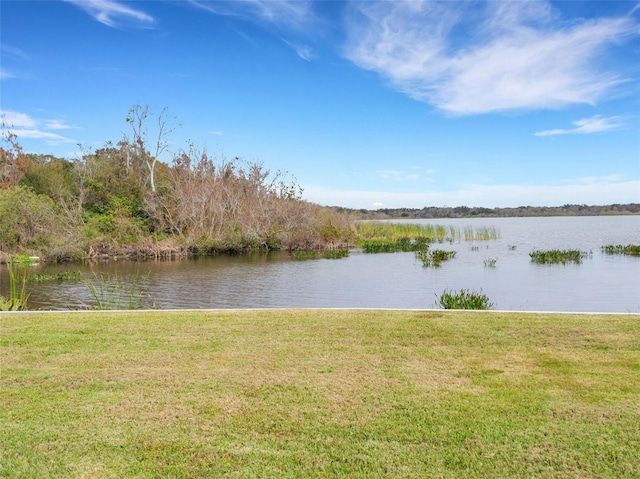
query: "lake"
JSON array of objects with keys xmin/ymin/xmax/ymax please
[{"xmin": 2, "ymin": 216, "xmax": 639, "ymax": 312}]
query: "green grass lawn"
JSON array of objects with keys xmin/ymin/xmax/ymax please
[{"xmin": 1, "ymin": 309, "xmax": 639, "ymax": 478}]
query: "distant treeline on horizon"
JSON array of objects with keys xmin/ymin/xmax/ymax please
[{"xmin": 340, "ymin": 203, "xmax": 640, "ymax": 220}]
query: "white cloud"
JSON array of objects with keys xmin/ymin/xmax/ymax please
[
  {"xmin": 1, "ymin": 110, "xmax": 37, "ymax": 128},
  {"xmin": 535, "ymin": 115, "xmax": 626, "ymax": 136},
  {"xmin": 188, "ymin": 0, "xmax": 313, "ymax": 31},
  {"xmin": 64, "ymin": 0, "xmax": 154, "ymax": 28},
  {"xmin": 377, "ymin": 166, "xmax": 434, "ymax": 182},
  {"xmin": 303, "ymin": 177, "xmax": 640, "ymax": 209},
  {"xmin": 344, "ymin": 0, "xmax": 639, "ymax": 115},
  {"xmin": 45, "ymin": 119, "xmax": 80, "ymax": 131},
  {"xmin": 1, "ymin": 69, "xmax": 15, "ymax": 80},
  {"xmin": 1, "ymin": 110, "xmax": 77, "ymax": 145},
  {"xmin": 8, "ymin": 129, "xmax": 72, "ymax": 143},
  {"xmin": 189, "ymin": 0, "xmax": 316, "ymax": 60}
]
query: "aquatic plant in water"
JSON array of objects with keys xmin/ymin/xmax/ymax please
[
  {"xmin": 529, "ymin": 249, "xmax": 591, "ymax": 264},
  {"xmin": 294, "ymin": 249, "xmax": 350, "ymax": 260},
  {"xmin": 0, "ymin": 264, "xmax": 31, "ymax": 311},
  {"xmin": 601, "ymin": 244, "xmax": 640, "ymax": 256},
  {"xmin": 415, "ymin": 248, "xmax": 456, "ymax": 267},
  {"xmin": 28, "ymin": 271, "xmax": 82, "ymax": 283},
  {"xmin": 356, "ymin": 222, "xmax": 499, "ymax": 252},
  {"xmin": 464, "ymin": 226, "xmax": 501, "ymax": 241},
  {"xmin": 484, "ymin": 258, "xmax": 497, "ymax": 268},
  {"xmin": 81, "ymin": 270, "xmax": 151, "ymax": 310},
  {"xmin": 438, "ymin": 289, "xmax": 493, "ymax": 310}
]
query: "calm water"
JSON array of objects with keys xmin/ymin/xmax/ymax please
[{"xmin": 2, "ymin": 216, "xmax": 639, "ymax": 312}]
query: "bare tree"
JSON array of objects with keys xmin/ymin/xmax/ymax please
[{"xmin": 125, "ymin": 105, "xmax": 177, "ymax": 193}]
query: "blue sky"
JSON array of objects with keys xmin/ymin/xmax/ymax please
[{"xmin": 1, "ymin": 0, "xmax": 639, "ymax": 209}]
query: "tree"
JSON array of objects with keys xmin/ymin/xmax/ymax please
[
  {"xmin": 125, "ymin": 105, "xmax": 177, "ymax": 193},
  {"xmin": 0, "ymin": 129, "xmax": 27, "ymax": 189}
]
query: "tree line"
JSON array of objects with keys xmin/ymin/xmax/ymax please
[
  {"xmin": 352, "ymin": 203, "xmax": 639, "ymax": 220},
  {"xmin": 0, "ymin": 106, "xmax": 354, "ymax": 262}
]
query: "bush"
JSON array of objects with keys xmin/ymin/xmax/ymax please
[
  {"xmin": 438, "ymin": 289, "xmax": 493, "ymax": 310},
  {"xmin": 0, "ymin": 186, "xmax": 61, "ymax": 252}
]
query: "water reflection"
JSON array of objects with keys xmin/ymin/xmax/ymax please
[{"xmin": 1, "ymin": 216, "xmax": 639, "ymax": 312}]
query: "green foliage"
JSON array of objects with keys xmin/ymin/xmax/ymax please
[
  {"xmin": 484, "ymin": 258, "xmax": 497, "ymax": 268},
  {"xmin": 438, "ymin": 288, "xmax": 493, "ymax": 310},
  {"xmin": 0, "ymin": 186, "xmax": 62, "ymax": 252},
  {"xmin": 19, "ymin": 156, "xmax": 78, "ymax": 204},
  {"xmin": 529, "ymin": 249, "xmax": 591, "ymax": 264},
  {"xmin": 7, "ymin": 254, "xmax": 39, "ymax": 265},
  {"xmin": 601, "ymin": 244, "xmax": 640, "ymax": 256}
]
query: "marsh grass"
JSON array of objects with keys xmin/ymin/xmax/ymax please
[
  {"xmin": 0, "ymin": 264, "xmax": 31, "ymax": 311},
  {"xmin": 601, "ymin": 244, "xmax": 640, "ymax": 256},
  {"xmin": 359, "ymin": 237, "xmax": 427, "ymax": 253},
  {"xmin": 27, "ymin": 271, "xmax": 82, "ymax": 283},
  {"xmin": 463, "ymin": 226, "xmax": 501, "ymax": 241},
  {"xmin": 356, "ymin": 222, "xmax": 457, "ymax": 242},
  {"xmin": 81, "ymin": 269, "xmax": 150, "ymax": 310},
  {"xmin": 529, "ymin": 249, "xmax": 592, "ymax": 264},
  {"xmin": 438, "ymin": 288, "xmax": 493, "ymax": 309},
  {"xmin": 356, "ymin": 223, "xmax": 500, "ymax": 254},
  {"xmin": 293, "ymin": 249, "xmax": 350, "ymax": 260},
  {"xmin": 1, "ymin": 310, "xmax": 638, "ymax": 478}
]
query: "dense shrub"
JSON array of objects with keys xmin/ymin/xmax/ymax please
[{"xmin": 0, "ymin": 186, "xmax": 62, "ymax": 252}]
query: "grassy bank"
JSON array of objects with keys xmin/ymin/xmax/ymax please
[{"xmin": 1, "ymin": 310, "xmax": 639, "ymax": 478}]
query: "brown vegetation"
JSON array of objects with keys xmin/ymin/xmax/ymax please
[{"xmin": 1, "ymin": 106, "xmax": 354, "ymax": 262}]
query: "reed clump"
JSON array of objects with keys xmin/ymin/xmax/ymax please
[
  {"xmin": 355, "ymin": 222, "xmax": 500, "ymax": 252},
  {"xmin": 601, "ymin": 244, "xmax": 640, "ymax": 256},
  {"xmin": 0, "ymin": 264, "xmax": 31, "ymax": 311},
  {"xmin": 464, "ymin": 226, "xmax": 501, "ymax": 241},
  {"xmin": 81, "ymin": 270, "xmax": 151, "ymax": 310},
  {"xmin": 529, "ymin": 249, "xmax": 591, "ymax": 264},
  {"xmin": 415, "ymin": 248, "xmax": 456, "ymax": 267},
  {"xmin": 438, "ymin": 288, "xmax": 493, "ymax": 309}
]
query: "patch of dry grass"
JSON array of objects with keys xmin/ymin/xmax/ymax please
[{"xmin": 1, "ymin": 309, "xmax": 639, "ymax": 478}]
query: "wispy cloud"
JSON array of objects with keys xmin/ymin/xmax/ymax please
[
  {"xmin": 282, "ymin": 38, "xmax": 315, "ymax": 61},
  {"xmin": 0, "ymin": 69, "xmax": 15, "ymax": 80},
  {"xmin": 535, "ymin": 115, "xmax": 626, "ymax": 137},
  {"xmin": 377, "ymin": 166, "xmax": 433, "ymax": 182},
  {"xmin": 344, "ymin": 0, "xmax": 639, "ymax": 115},
  {"xmin": 188, "ymin": 0, "xmax": 316, "ymax": 60},
  {"xmin": 304, "ymin": 176, "xmax": 640, "ymax": 209},
  {"xmin": 188, "ymin": 0, "xmax": 313, "ymax": 31},
  {"xmin": 1, "ymin": 110, "xmax": 78, "ymax": 145},
  {"xmin": 1, "ymin": 110, "xmax": 37, "ymax": 128},
  {"xmin": 64, "ymin": 0, "xmax": 155, "ymax": 28},
  {"xmin": 1, "ymin": 44, "xmax": 30, "ymax": 60}
]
